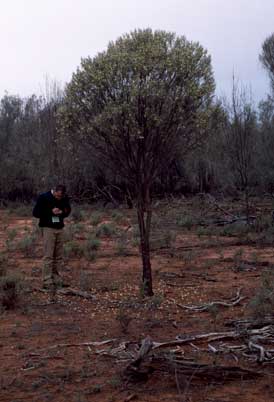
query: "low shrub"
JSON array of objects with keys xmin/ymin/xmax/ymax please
[
  {"xmin": 71, "ymin": 207, "xmax": 85, "ymax": 222},
  {"xmin": 84, "ymin": 236, "xmax": 100, "ymax": 261},
  {"xmin": 6, "ymin": 229, "xmax": 17, "ymax": 251},
  {"xmin": 0, "ymin": 253, "xmax": 7, "ymax": 277},
  {"xmin": 73, "ymin": 223, "xmax": 85, "ymax": 234},
  {"xmin": 249, "ymin": 270, "xmax": 274, "ymax": 319},
  {"xmin": 111, "ymin": 211, "xmax": 124, "ymax": 222},
  {"xmin": 96, "ymin": 223, "xmax": 116, "ymax": 238},
  {"xmin": 7, "ymin": 204, "xmax": 31, "ymax": 217},
  {"xmin": 86, "ymin": 236, "xmax": 101, "ymax": 251},
  {"xmin": 64, "ymin": 241, "xmax": 84, "ymax": 258},
  {"xmin": 90, "ymin": 212, "xmax": 103, "ymax": 226},
  {"xmin": 116, "ymin": 307, "xmax": 132, "ymax": 333},
  {"xmin": 147, "ymin": 293, "xmax": 164, "ymax": 309},
  {"xmin": 176, "ymin": 216, "xmax": 194, "ymax": 230},
  {"xmin": 0, "ymin": 274, "xmax": 22, "ymax": 310},
  {"xmin": 17, "ymin": 235, "xmax": 36, "ymax": 257},
  {"xmin": 232, "ymin": 248, "xmax": 246, "ymax": 272},
  {"xmin": 253, "ymin": 214, "xmax": 272, "ymax": 233}
]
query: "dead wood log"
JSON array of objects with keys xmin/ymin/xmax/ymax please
[
  {"xmin": 124, "ymin": 337, "xmax": 154, "ymax": 381},
  {"xmin": 37, "ymin": 339, "xmax": 115, "ymax": 353},
  {"xmin": 57, "ymin": 288, "xmax": 96, "ymax": 299},
  {"xmin": 167, "ymin": 360, "xmax": 262, "ymax": 381},
  {"xmin": 209, "ymin": 216, "xmax": 256, "ymax": 227},
  {"xmin": 149, "ymin": 326, "xmax": 274, "ymax": 351},
  {"xmin": 247, "ymin": 337, "xmax": 274, "ymax": 362},
  {"xmin": 123, "ymin": 336, "xmax": 263, "ymax": 383},
  {"xmin": 177, "ymin": 289, "xmax": 245, "ymax": 312},
  {"xmin": 35, "ymin": 287, "xmax": 96, "ymax": 300},
  {"xmin": 160, "ymin": 271, "xmax": 217, "ymax": 283},
  {"xmin": 225, "ymin": 317, "xmax": 274, "ymax": 329}
]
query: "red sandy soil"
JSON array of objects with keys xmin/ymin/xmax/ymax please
[{"xmin": 0, "ymin": 200, "xmax": 274, "ymax": 402}]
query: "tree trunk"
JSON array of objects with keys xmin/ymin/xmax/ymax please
[
  {"xmin": 244, "ymin": 186, "xmax": 250, "ymax": 225},
  {"xmin": 137, "ymin": 203, "xmax": 153, "ymax": 297}
]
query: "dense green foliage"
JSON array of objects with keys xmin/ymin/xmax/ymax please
[{"xmin": 59, "ymin": 29, "xmax": 215, "ymax": 204}]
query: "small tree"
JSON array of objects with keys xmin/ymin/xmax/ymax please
[
  {"xmin": 224, "ymin": 78, "xmax": 257, "ymax": 222},
  {"xmin": 59, "ymin": 29, "xmax": 215, "ymax": 295}
]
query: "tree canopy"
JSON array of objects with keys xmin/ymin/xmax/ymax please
[
  {"xmin": 60, "ymin": 29, "xmax": 215, "ymax": 183},
  {"xmin": 260, "ymin": 33, "xmax": 274, "ymax": 92}
]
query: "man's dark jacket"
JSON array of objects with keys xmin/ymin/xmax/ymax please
[{"xmin": 33, "ymin": 191, "xmax": 71, "ymax": 229}]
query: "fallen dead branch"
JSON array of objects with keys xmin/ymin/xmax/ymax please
[
  {"xmin": 166, "ymin": 358, "xmax": 260, "ymax": 381},
  {"xmin": 208, "ymin": 216, "xmax": 256, "ymax": 227},
  {"xmin": 225, "ymin": 317, "xmax": 274, "ymax": 329},
  {"xmin": 123, "ymin": 335, "xmax": 263, "ymax": 383},
  {"xmin": 57, "ymin": 288, "xmax": 96, "ymax": 299},
  {"xmin": 177, "ymin": 289, "xmax": 245, "ymax": 312},
  {"xmin": 125, "ymin": 337, "xmax": 155, "ymax": 381},
  {"xmin": 37, "ymin": 339, "xmax": 115, "ymax": 353},
  {"xmin": 35, "ymin": 287, "xmax": 96, "ymax": 300}
]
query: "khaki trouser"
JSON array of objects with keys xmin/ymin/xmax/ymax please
[{"xmin": 42, "ymin": 227, "xmax": 64, "ymax": 284}]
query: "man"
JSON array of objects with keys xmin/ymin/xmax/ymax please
[{"xmin": 33, "ymin": 185, "xmax": 71, "ymax": 289}]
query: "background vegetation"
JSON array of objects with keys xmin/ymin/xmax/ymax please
[{"xmin": 0, "ymin": 30, "xmax": 274, "ymax": 205}]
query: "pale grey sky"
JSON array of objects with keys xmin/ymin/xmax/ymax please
[{"xmin": 0, "ymin": 0, "xmax": 273, "ymax": 103}]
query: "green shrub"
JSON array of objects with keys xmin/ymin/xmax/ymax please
[
  {"xmin": 218, "ymin": 226, "xmax": 235, "ymax": 237},
  {"xmin": 176, "ymin": 215, "xmax": 194, "ymax": 230},
  {"xmin": 249, "ymin": 271, "xmax": 274, "ymax": 319},
  {"xmin": 6, "ymin": 229, "xmax": 18, "ymax": 251},
  {"xmin": 86, "ymin": 236, "xmax": 100, "ymax": 251},
  {"xmin": 64, "ymin": 223, "xmax": 85, "ymax": 241},
  {"xmin": 232, "ymin": 248, "xmax": 246, "ymax": 272},
  {"xmin": 0, "ymin": 253, "xmax": 7, "ymax": 277},
  {"xmin": 197, "ymin": 226, "xmax": 207, "ymax": 237},
  {"xmin": 7, "ymin": 228, "xmax": 17, "ymax": 241},
  {"xmin": 13, "ymin": 205, "xmax": 32, "ymax": 217},
  {"xmin": 73, "ymin": 223, "xmax": 85, "ymax": 234},
  {"xmin": 96, "ymin": 223, "xmax": 116, "ymax": 238},
  {"xmin": 111, "ymin": 211, "xmax": 124, "ymax": 222},
  {"xmin": 147, "ymin": 294, "xmax": 164, "ymax": 309},
  {"xmin": 253, "ymin": 215, "xmax": 272, "ymax": 233},
  {"xmin": 84, "ymin": 236, "xmax": 100, "ymax": 261},
  {"xmin": 256, "ymin": 230, "xmax": 274, "ymax": 246},
  {"xmin": 163, "ymin": 231, "xmax": 176, "ymax": 248},
  {"xmin": 90, "ymin": 212, "xmax": 102, "ymax": 226},
  {"xmin": 116, "ymin": 307, "xmax": 132, "ymax": 333},
  {"xmin": 64, "ymin": 241, "xmax": 84, "ymax": 258},
  {"xmin": 17, "ymin": 235, "xmax": 36, "ymax": 257},
  {"xmin": 0, "ymin": 274, "xmax": 22, "ymax": 310},
  {"xmin": 71, "ymin": 207, "xmax": 85, "ymax": 222},
  {"xmin": 7, "ymin": 204, "xmax": 31, "ymax": 217}
]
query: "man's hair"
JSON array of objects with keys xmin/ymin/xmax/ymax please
[{"xmin": 54, "ymin": 184, "xmax": 66, "ymax": 194}]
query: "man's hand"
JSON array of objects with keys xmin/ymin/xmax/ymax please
[{"xmin": 52, "ymin": 208, "xmax": 62, "ymax": 215}]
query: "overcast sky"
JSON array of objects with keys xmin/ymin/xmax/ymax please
[{"xmin": 0, "ymin": 0, "xmax": 273, "ymax": 103}]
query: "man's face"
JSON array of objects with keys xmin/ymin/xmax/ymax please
[{"xmin": 53, "ymin": 190, "xmax": 64, "ymax": 200}]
